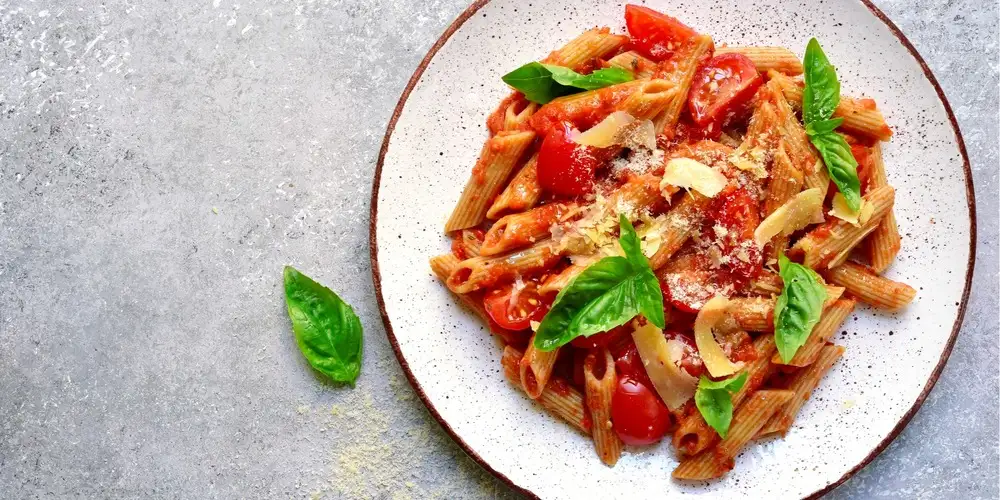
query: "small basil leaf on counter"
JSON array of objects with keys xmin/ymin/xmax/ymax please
[
  {"xmin": 283, "ymin": 266, "xmax": 363, "ymax": 385},
  {"xmin": 773, "ymin": 254, "xmax": 827, "ymax": 363},
  {"xmin": 695, "ymin": 372, "xmax": 748, "ymax": 438}
]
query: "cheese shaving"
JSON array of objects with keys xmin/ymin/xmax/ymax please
[
  {"xmin": 573, "ymin": 111, "xmax": 636, "ymax": 148},
  {"xmin": 631, "ymin": 321, "xmax": 698, "ymax": 410},
  {"xmin": 754, "ymin": 187, "xmax": 825, "ymax": 247},
  {"xmin": 693, "ymin": 296, "xmax": 741, "ymax": 377},
  {"xmin": 661, "ymin": 158, "xmax": 728, "ymax": 198}
]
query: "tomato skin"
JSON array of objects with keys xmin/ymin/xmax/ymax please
[
  {"xmin": 537, "ymin": 123, "xmax": 606, "ymax": 197},
  {"xmin": 483, "ymin": 282, "xmax": 552, "ymax": 331},
  {"xmin": 625, "ymin": 4, "xmax": 697, "ymax": 61},
  {"xmin": 487, "ymin": 318, "xmax": 532, "ymax": 346},
  {"xmin": 611, "ymin": 377, "xmax": 671, "ymax": 446},
  {"xmin": 612, "ymin": 339, "xmax": 653, "ymax": 388},
  {"xmin": 570, "ymin": 324, "xmax": 630, "ymax": 349},
  {"xmin": 688, "ymin": 54, "xmax": 763, "ymax": 132},
  {"xmin": 708, "ymin": 185, "xmax": 763, "ymax": 290}
]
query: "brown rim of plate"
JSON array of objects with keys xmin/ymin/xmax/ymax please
[{"xmin": 368, "ymin": 1, "xmax": 978, "ymax": 498}]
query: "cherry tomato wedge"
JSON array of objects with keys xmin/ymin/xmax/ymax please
[
  {"xmin": 624, "ymin": 4, "xmax": 698, "ymax": 61},
  {"xmin": 570, "ymin": 324, "xmax": 630, "ymax": 349},
  {"xmin": 483, "ymin": 282, "xmax": 551, "ymax": 331},
  {"xmin": 688, "ymin": 54, "xmax": 763, "ymax": 132},
  {"xmin": 611, "ymin": 376, "xmax": 671, "ymax": 446},
  {"xmin": 537, "ymin": 122, "xmax": 608, "ymax": 197},
  {"xmin": 486, "ymin": 317, "xmax": 532, "ymax": 346},
  {"xmin": 708, "ymin": 185, "xmax": 763, "ymax": 290},
  {"xmin": 612, "ymin": 340, "xmax": 653, "ymax": 389},
  {"xmin": 658, "ymin": 253, "xmax": 715, "ymax": 313}
]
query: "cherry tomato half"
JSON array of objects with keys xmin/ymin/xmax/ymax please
[
  {"xmin": 612, "ymin": 340, "xmax": 653, "ymax": 389},
  {"xmin": 625, "ymin": 4, "xmax": 698, "ymax": 61},
  {"xmin": 612, "ymin": 377, "xmax": 671, "ymax": 446},
  {"xmin": 658, "ymin": 254, "xmax": 715, "ymax": 313},
  {"xmin": 688, "ymin": 54, "xmax": 763, "ymax": 132},
  {"xmin": 537, "ymin": 122, "xmax": 607, "ymax": 197},
  {"xmin": 570, "ymin": 324, "xmax": 630, "ymax": 349},
  {"xmin": 662, "ymin": 330, "xmax": 705, "ymax": 378},
  {"xmin": 709, "ymin": 185, "xmax": 763, "ymax": 290},
  {"xmin": 483, "ymin": 282, "xmax": 551, "ymax": 331}
]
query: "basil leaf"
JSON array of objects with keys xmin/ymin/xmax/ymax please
[
  {"xmin": 695, "ymin": 372, "xmax": 748, "ymax": 438},
  {"xmin": 802, "ymin": 38, "xmax": 841, "ymax": 125},
  {"xmin": 804, "ymin": 117, "xmax": 844, "ymax": 136},
  {"xmin": 810, "ymin": 130, "xmax": 862, "ymax": 211},
  {"xmin": 502, "ymin": 62, "xmax": 633, "ymax": 105},
  {"xmin": 283, "ymin": 266, "xmax": 363, "ymax": 385},
  {"xmin": 774, "ymin": 255, "xmax": 827, "ymax": 363},
  {"xmin": 533, "ymin": 216, "xmax": 664, "ymax": 351}
]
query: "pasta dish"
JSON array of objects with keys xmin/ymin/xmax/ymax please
[{"xmin": 428, "ymin": 4, "xmax": 914, "ymax": 479}]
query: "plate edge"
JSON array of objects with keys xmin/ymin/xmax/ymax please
[{"xmin": 367, "ymin": 1, "xmax": 978, "ymax": 498}]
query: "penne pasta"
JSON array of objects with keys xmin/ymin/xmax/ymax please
[
  {"xmin": 502, "ymin": 347, "xmax": 591, "ymax": 433},
  {"xmin": 487, "ymin": 153, "xmax": 542, "ymax": 219},
  {"xmin": 717, "ymin": 46, "xmax": 803, "ymax": 75},
  {"xmin": 481, "ymin": 202, "xmax": 578, "ymax": 256},
  {"xmin": 539, "ymin": 263, "xmax": 587, "ymax": 295},
  {"xmin": 606, "ymin": 50, "xmax": 657, "ymax": 79},
  {"xmin": 803, "ymin": 159, "xmax": 831, "ymax": 199},
  {"xmin": 542, "ymin": 28, "xmax": 630, "ymax": 70},
  {"xmin": 446, "ymin": 239, "xmax": 564, "ymax": 294},
  {"xmin": 520, "ymin": 337, "xmax": 562, "ymax": 399},
  {"xmin": 864, "ymin": 143, "xmax": 902, "ymax": 272},
  {"xmin": 445, "ymin": 130, "xmax": 536, "ymax": 232},
  {"xmin": 430, "ymin": 253, "xmax": 492, "ymax": 324},
  {"xmin": 824, "ymin": 262, "xmax": 916, "ymax": 311},
  {"xmin": 775, "ymin": 298, "xmax": 856, "ymax": 367},
  {"xmin": 673, "ymin": 335, "xmax": 778, "ymax": 456},
  {"xmin": 584, "ymin": 348, "xmax": 623, "ymax": 466},
  {"xmin": 728, "ymin": 285, "xmax": 844, "ymax": 332},
  {"xmin": 654, "ymin": 35, "xmax": 715, "ymax": 135},
  {"xmin": 791, "ymin": 185, "xmax": 895, "ymax": 269},
  {"xmin": 767, "ymin": 70, "xmax": 893, "ymax": 141},
  {"xmin": 673, "ymin": 390, "xmax": 794, "ymax": 479},
  {"xmin": 758, "ymin": 344, "xmax": 844, "ymax": 437},
  {"xmin": 648, "ymin": 193, "xmax": 711, "ymax": 270}
]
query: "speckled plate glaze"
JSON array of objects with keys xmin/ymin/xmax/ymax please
[{"xmin": 370, "ymin": 1, "xmax": 975, "ymax": 498}]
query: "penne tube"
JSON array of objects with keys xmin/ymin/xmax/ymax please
[
  {"xmin": 481, "ymin": 202, "xmax": 578, "ymax": 257},
  {"xmin": 763, "ymin": 142, "xmax": 804, "ymax": 217},
  {"xmin": 767, "ymin": 70, "xmax": 893, "ymax": 141},
  {"xmin": 648, "ymin": 193, "xmax": 711, "ymax": 270},
  {"xmin": 864, "ymin": 143, "xmax": 901, "ymax": 272},
  {"xmin": 446, "ymin": 239, "xmax": 564, "ymax": 294},
  {"xmin": 765, "ymin": 80, "xmax": 819, "ymax": 175},
  {"xmin": 758, "ymin": 344, "xmax": 844, "ymax": 437},
  {"xmin": 453, "ymin": 229, "xmax": 484, "ymax": 259},
  {"xmin": 750, "ymin": 269, "xmax": 784, "ymax": 296},
  {"xmin": 430, "ymin": 253, "xmax": 491, "ymax": 323},
  {"xmin": 824, "ymin": 262, "xmax": 916, "ymax": 311},
  {"xmin": 531, "ymin": 80, "xmax": 648, "ymax": 133},
  {"xmin": 539, "ymin": 263, "xmax": 586, "ymax": 295},
  {"xmin": 542, "ymin": 27, "xmax": 630, "ymax": 70},
  {"xmin": 803, "ymin": 160, "xmax": 831, "ymax": 199},
  {"xmin": 487, "ymin": 153, "xmax": 542, "ymax": 219},
  {"xmin": 729, "ymin": 285, "xmax": 845, "ymax": 332},
  {"xmin": 654, "ymin": 35, "xmax": 715, "ymax": 135},
  {"xmin": 673, "ymin": 335, "xmax": 777, "ymax": 457},
  {"xmin": 584, "ymin": 348, "xmax": 623, "ymax": 466},
  {"xmin": 717, "ymin": 46, "xmax": 803, "ymax": 75},
  {"xmin": 502, "ymin": 347, "xmax": 591, "ymax": 433},
  {"xmin": 520, "ymin": 337, "xmax": 561, "ymax": 399},
  {"xmin": 672, "ymin": 390, "xmax": 794, "ymax": 480},
  {"xmin": 775, "ymin": 298, "xmax": 856, "ymax": 367},
  {"xmin": 607, "ymin": 173, "xmax": 666, "ymax": 217},
  {"xmin": 445, "ymin": 130, "xmax": 536, "ymax": 232},
  {"xmin": 791, "ymin": 185, "xmax": 895, "ymax": 269},
  {"xmin": 606, "ymin": 50, "xmax": 657, "ymax": 79},
  {"xmin": 616, "ymin": 79, "xmax": 680, "ymax": 122}
]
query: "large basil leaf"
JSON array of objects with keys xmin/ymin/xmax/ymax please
[
  {"xmin": 773, "ymin": 255, "xmax": 827, "ymax": 363},
  {"xmin": 695, "ymin": 372, "xmax": 748, "ymax": 438},
  {"xmin": 802, "ymin": 38, "xmax": 841, "ymax": 125},
  {"xmin": 502, "ymin": 62, "xmax": 633, "ymax": 104},
  {"xmin": 283, "ymin": 266, "xmax": 363, "ymax": 385},
  {"xmin": 810, "ymin": 129, "xmax": 862, "ymax": 211},
  {"xmin": 533, "ymin": 216, "xmax": 664, "ymax": 351}
]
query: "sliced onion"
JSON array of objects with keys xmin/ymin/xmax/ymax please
[
  {"xmin": 753, "ymin": 187, "xmax": 824, "ymax": 247},
  {"xmin": 631, "ymin": 320, "xmax": 698, "ymax": 410},
  {"xmin": 573, "ymin": 111, "xmax": 636, "ymax": 148},
  {"xmin": 693, "ymin": 295, "xmax": 740, "ymax": 378},
  {"xmin": 661, "ymin": 158, "xmax": 728, "ymax": 198}
]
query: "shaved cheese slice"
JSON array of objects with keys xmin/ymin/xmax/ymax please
[
  {"xmin": 754, "ymin": 187, "xmax": 825, "ymax": 247},
  {"xmin": 829, "ymin": 192, "xmax": 868, "ymax": 225},
  {"xmin": 631, "ymin": 320, "xmax": 698, "ymax": 410},
  {"xmin": 693, "ymin": 295, "xmax": 740, "ymax": 378},
  {"xmin": 573, "ymin": 111, "xmax": 636, "ymax": 148},
  {"xmin": 627, "ymin": 119, "xmax": 657, "ymax": 151},
  {"xmin": 661, "ymin": 158, "xmax": 728, "ymax": 198}
]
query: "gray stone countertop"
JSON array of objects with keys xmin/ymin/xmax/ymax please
[{"xmin": 0, "ymin": 0, "xmax": 996, "ymax": 498}]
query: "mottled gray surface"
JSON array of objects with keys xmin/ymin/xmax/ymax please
[{"xmin": 0, "ymin": 0, "xmax": 995, "ymax": 498}]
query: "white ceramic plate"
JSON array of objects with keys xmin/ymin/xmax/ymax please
[{"xmin": 370, "ymin": 1, "xmax": 975, "ymax": 498}]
